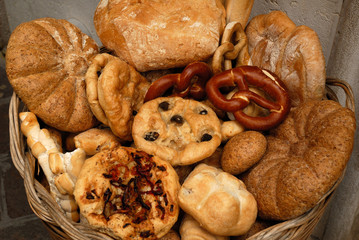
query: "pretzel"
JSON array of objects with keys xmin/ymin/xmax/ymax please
[
  {"xmin": 212, "ymin": 21, "xmax": 251, "ymax": 75},
  {"xmin": 144, "ymin": 62, "xmax": 212, "ymax": 102},
  {"xmin": 206, "ymin": 66, "xmax": 291, "ymax": 130}
]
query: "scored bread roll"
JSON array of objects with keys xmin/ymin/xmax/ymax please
[
  {"xmin": 246, "ymin": 11, "xmax": 326, "ymax": 107},
  {"xmin": 94, "ymin": 0, "xmax": 226, "ymax": 72},
  {"xmin": 7, "ymin": 18, "xmax": 99, "ymax": 132},
  {"xmin": 178, "ymin": 164, "xmax": 257, "ymax": 236},
  {"xmin": 242, "ymin": 100, "xmax": 356, "ymax": 220}
]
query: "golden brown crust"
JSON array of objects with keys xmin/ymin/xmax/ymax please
[
  {"xmin": 94, "ymin": 0, "xmax": 226, "ymax": 72},
  {"xmin": 6, "ymin": 18, "xmax": 99, "ymax": 132},
  {"xmin": 246, "ymin": 11, "xmax": 326, "ymax": 107},
  {"xmin": 132, "ymin": 97, "xmax": 222, "ymax": 166},
  {"xmin": 180, "ymin": 214, "xmax": 229, "ymax": 240},
  {"xmin": 178, "ymin": 164, "xmax": 257, "ymax": 236},
  {"xmin": 221, "ymin": 131, "xmax": 267, "ymax": 175},
  {"xmin": 85, "ymin": 53, "xmax": 150, "ymax": 141},
  {"xmin": 242, "ymin": 100, "xmax": 356, "ymax": 220},
  {"xmin": 74, "ymin": 146, "xmax": 180, "ymax": 239},
  {"xmin": 73, "ymin": 128, "xmax": 121, "ymax": 155}
]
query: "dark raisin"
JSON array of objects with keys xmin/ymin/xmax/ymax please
[
  {"xmin": 140, "ymin": 231, "xmax": 152, "ymax": 238},
  {"xmin": 201, "ymin": 133, "xmax": 212, "ymax": 142},
  {"xmin": 159, "ymin": 101, "xmax": 170, "ymax": 111},
  {"xmin": 103, "ymin": 173, "xmax": 112, "ymax": 178},
  {"xmin": 96, "ymin": 71, "xmax": 101, "ymax": 77},
  {"xmin": 170, "ymin": 115, "xmax": 183, "ymax": 124},
  {"xmin": 86, "ymin": 192, "xmax": 95, "ymax": 200},
  {"xmin": 144, "ymin": 132, "xmax": 159, "ymax": 141},
  {"xmin": 157, "ymin": 165, "xmax": 166, "ymax": 171},
  {"xmin": 132, "ymin": 110, "xmax": 138, "ymax": 116},
  {"xmin": 199, "ymin": 109, "xmax": 208, "ymax": 115},
  {"xmin": 123, "ymin": 223, "xmax": 130, "ymax": 228}
]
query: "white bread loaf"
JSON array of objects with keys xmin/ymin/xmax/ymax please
[{"xmin": 94, "ymin": 0, "xmax": 226, "ymax": 72}]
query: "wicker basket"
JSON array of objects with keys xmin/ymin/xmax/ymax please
[{"xmin": 9, "ymin": 78, "xmax": 355, "ymax": 240}]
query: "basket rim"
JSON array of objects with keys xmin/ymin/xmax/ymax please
[{"xmin": 8, "ymin": 78, "xmax": 356, "ymax": 240}]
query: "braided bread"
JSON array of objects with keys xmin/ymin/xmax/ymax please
[{"xmin": 19, "ymin": 112, "xmax": 87, "ymax": 221}]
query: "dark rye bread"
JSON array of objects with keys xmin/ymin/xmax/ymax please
[{"xmin": 242, "ymin": 100, "xmax": 356, "ymax": 220}]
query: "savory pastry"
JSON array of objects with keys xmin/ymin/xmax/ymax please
[
  {"xmin": 74, "ymin": 146, "xmax": 180, "ymax": 239},
  {"xmin": 221, "ymin": 131, "xmax": 267, "ymax": 175},
  {"xmin": 242, "ymin": 100, "xmax": 356, "ymax": 220},
  {"xmin": 6, "ymin": 18, "xmax": 99, "ymax": 132},
  {"xmin": 132, "ymin": 97, "xmax": 222, "ymax": 166},
  {"xmin": 180, "ymin": 214, "xmax": 229, "ymax": 240},
  {"xmin": 178, "ymin": 164, "xmax": 257, "ymax": 236},
  {"xmin": 246, "ymin": 11, "xmax": 326, "ymax": 106},
  {"xmin": 85, "ymin": 53, "xmax": 150, "ymax": 141},
  {"xmin": 94, "ymin": 0, "xmax": 226, "ymax": 72}
]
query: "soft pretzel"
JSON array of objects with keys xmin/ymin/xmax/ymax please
[
  {"xmin": 19, "ymin": 112, "xmax": 86, "ymax": 221},
  {"xmin": 85, "ymin": 53, "xmax": 150, "ymax": 141},
  {"xmin": 206, "ymin": 65, "xmax": 291, "ymax": 130},
  {"xmin": 144, "ymin": 62, "xmax": 212, "ymax": 102}
]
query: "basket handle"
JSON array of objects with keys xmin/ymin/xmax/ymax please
[{"xmin": 325, "ymin": 77, "xmax": 355, "ymax": 112}]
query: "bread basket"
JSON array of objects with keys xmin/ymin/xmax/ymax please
[{"xmin": 9, "ymin": 77, "xmax": 355, "ymax": 240}]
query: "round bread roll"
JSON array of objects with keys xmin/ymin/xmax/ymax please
[
  {"xmin": 221, "ymin": 131, "xmax": 267, "ymax": 175},
  {"xmin": 94, "ymin": 0, "xmax": 226, "ymax": 72},
  {"xmin": 242, "ymin": 100, "xmax": 356, "ymax": 220},
  {"xmin": 74, "ymin": 146, "xmax": 180, "ymax": 239},
  {"xmin": 178, "ymin": 163, "xmax": 257, "ymax": 236},
  {"xmin": 180, "ymin": 214, "xmax": 229, "ymax": 240},
  {"xmin": 6, "ymin": 18, "xmax": 99, "ymax": 132}
]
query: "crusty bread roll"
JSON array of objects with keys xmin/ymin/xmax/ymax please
[
  {"xmin": 178, "ymin": 163, "xmax": 257, "ymax": 236},
  {"xmin": 94, "ymin": 0, "xmax": 226, "ymax": 72},
  {"xmin": 6, "ymin": 18, "xmax": 99, "ymax": 132},
  {"xmin": 242, "ymin": 100, "xmax": 356, "ymax": 220},
  {"xmin": 246, "ymin": 11, "xmax": 326, "ymax": 107},
  {"xmin": 74, "ymin": 146, "xmax": 180, "ymax": 239},
  {"xmin": 180, "ymin": 214, "xmax": 229, "ymax": 240},
  {"xmin": 221, "ymin": 131, "xmax": 267, "ymax": 175},
  {"xmin": 72, "ymin": 128, "xmax": 121, "ymax": 156}
]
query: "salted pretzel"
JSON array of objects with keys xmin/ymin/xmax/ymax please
[
  {"xmin": 206, "ymin": 66, "xmax": 291, "ymax": 130},
  {"xmin": 144, "ymin": 62, "xmax": 212, "ymax": 102},
  {"xmin": 212, "ymin": 21, "xmax": 251, "ymax": 75}
]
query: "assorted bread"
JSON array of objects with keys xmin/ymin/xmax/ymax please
[{"xmin": 6, "ymin": 1, "xmax": 357, "ymax": 240}]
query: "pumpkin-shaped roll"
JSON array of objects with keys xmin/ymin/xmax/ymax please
[{"xmin": 6, "ymin": 17, "xmax": 99, "ymax": 132}]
